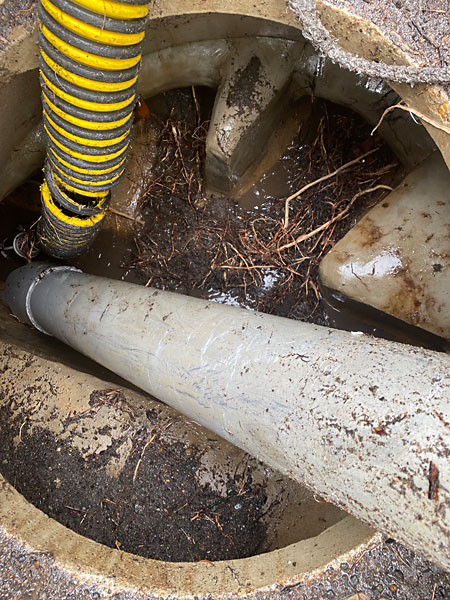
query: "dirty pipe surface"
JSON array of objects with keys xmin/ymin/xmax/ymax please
[{"xmin": 4, "ymin": 264, "xmax": 450, "ymax": 570}]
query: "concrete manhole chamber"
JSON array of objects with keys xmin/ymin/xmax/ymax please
[{"xmin": 0, "ymin": 0, "xmax": 449, "ymax": 598}]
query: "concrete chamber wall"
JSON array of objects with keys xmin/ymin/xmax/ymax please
[{"xmin": 0, "ymin": 0, "xmax": 448, "ymax": 598}]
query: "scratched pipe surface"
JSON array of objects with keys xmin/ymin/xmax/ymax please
[{"xmin": 4, "ymin": 263, "xmax": 450, "ymax": 570}]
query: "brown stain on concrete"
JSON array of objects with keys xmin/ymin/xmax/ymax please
[{"xmin": 358, "ymin": 218, "xmax": 384, "ymax": 249}]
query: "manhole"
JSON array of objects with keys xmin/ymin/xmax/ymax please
[{"xmin": 0, "ymin": 1, "xmax": 449, "ymax": 598}]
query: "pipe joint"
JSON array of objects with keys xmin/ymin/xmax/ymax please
[{"xmin": 3, "ymin": 263, "xmax": 80, "ymax": 334}]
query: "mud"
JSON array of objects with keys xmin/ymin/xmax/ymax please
[
  {"xmin": 226, "ymin": 55, "xmax": 264, "ymax": 114},
  {"xmin": 131, "ymin": 88, "xmax": 399, "ymax": 324},
  {"xmin": 0, "ymin": 386, "xmax": 271, "ymax": 563}
]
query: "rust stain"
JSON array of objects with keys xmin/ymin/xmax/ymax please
[
  {"xmin": 373, "ymin": 427, "xmax": 387, "ymax": 436},
  {"xmin": 386, "ymin": 269, "xmax": 424, "ymax": 324},
  {"xmin": 358, "ymin": 218, "xmax": 384, "ymax": 248},
  {"xmin": 434, "ymin": 409, "xmax": 450, "ymax": 430},
  {"xmin": 428, "ymin": 461, "xmax": 439, "ymax": 504},
  {"xmin": 134, "ymin": 98, "xmax": 150, "ymax": 121},
  {"xmin": 438, "ymin": 102, "xmax": 449, "ymax": 121}
]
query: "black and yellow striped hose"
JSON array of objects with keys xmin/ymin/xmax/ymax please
[{"xmin": 37, "ymin": 0, "xmax": 148, "ymax": 259}]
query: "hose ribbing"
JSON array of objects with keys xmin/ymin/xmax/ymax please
[{"xmin": 37, "ymin": 0, "xmax": 148, "ymax": 259}]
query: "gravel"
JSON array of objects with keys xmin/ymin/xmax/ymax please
[
  {"xmin": 0, "ymin": 0, "xmax": 37, "ymax": 52},
  {"xmin": 289, "ymin": 0, "xmax": 450, "ymax": 83},
  {"xmin": 326, "ymin": 0, "xmax": 450, "ymax": 70}
]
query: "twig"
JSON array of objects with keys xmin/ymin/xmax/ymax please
[
  {"xmin": 109, "ymin": 207, "xmax": 144, "ymax": 225},
  {"xmin": 371, "ymin": 103, "xmax": 450, "ymax": 136},
  {"xmin": 192, "ymin": 86, "xmax": 201, "ymax": 127},
  {"xmin": 214, "ymin": 514, "xmax": 236, "ymax": 547},
  {"xmin": 17, "ymin": 0, "xmax": 35, "ymax": 14},
  {"xmin": 283, "ymin": 148, "xmax": 378, "ymax": 228},
  {"xmin": 220, "ymin": 264, "xmax": 280, "ymax": 271},
  {"xmin": 133, "ymin": 434, "xmax": 157, "ymax": 482},
  {"xmin": 279, "ymin": 184, "xmax": 393, "ymax": 251},
  {"xmin": 18, "ymin": 420, "xmax": 27, "ymax": 443},
  {"xmin": 389, "ymin": 544, "xmax": 411, "ymax": 568},
  {"xmin": 431, "ymin": 582, "xmax": 437, "ymax": 600},
  {"xmin": 133, "ymin": 420, "xmax": 172, "ymax": 482},
  {"xmin": 352, "ymin": 540, "xmax": 383, "ymax": 566},
  {"xmin": 221, "ymin": 263, "xmax": 304, "ymax": 278},
  {"xmin": 70, "ymin": 401, "xmax": 101, "ymax": 421}
]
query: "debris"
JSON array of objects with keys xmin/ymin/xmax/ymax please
[
  {"xmin": 132, "ymin": 95, "xmax": 397, "ymax": 324},
  {"xmin": 132, "ymin": 433, "xmax": 157, "ymax": 483},
  {"xmin": 428, "ymin": 461, "xmax": 439, "ymax": 504},
  {"xmin": 371, "ymin": 103, "xmax": 450, "ymax": 137},
  {"xmin": 278, "ymin": 184, "xmax": 393, "ymax": 251},
  {"xmin": 109, "ymin": 207, "xmax": 145, "ymax": 226},
  {"xmin": 133, "ymin": 420, "xmax": 172, "ymax": 482},
  {"xmin": 282, "ymin": 148, "xmax": 378, "ymax": 229}
]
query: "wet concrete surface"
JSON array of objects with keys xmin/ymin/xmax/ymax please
[{"xmin": 319, "ymin": 153, "xmax": 450, "ymax": 347}]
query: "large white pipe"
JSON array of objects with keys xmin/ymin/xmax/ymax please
[{"xmin": 4, "ymin": 263, "xmax": 450, "ymax": 569}]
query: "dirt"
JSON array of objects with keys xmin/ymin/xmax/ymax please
[
  {"xmin": 0, "ymin": 0, "xmax": 36, "ymax": 54},
  {"xmin": 226, "ymin": 55, "xmax": 264, "ymax": 113},
  {"xmin": 0, "ymin": 387, "xmax": 269, "ymax": 563},
  {"xmin": 130, "ymin": 88, "xmax": 398, "ymax": 325}
]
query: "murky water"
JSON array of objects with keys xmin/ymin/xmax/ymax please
[
  {"xmin": 1, "ymin": 90, "xmax": 447, "ymax": 352},
  {"xmin": 0, "ymin": 181, "xmax": 41, "ymax": 282},
  {"xmin": 0, "ymin": 185, "xmax": 145, "ymax": 285},
  {"xmin": 322, "ymin": 287, "xmax": 450, "ymax": 352},
  {"xmin": 238, "ymin": 144, "xmax": 298, "ymax": 211}
]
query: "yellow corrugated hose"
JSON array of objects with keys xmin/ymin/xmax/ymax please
[{"xmin": 37, "ymin": 0, "xmax": 148, "ymax": 259}]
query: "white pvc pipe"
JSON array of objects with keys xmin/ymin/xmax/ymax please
[{"xmin": 4, "ymin": 263, "xmax": 450, "ymax": 569}]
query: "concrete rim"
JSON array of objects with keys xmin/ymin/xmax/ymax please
[
  {"xmin": 0, "ymin": 319, "xmax": 377, "ymax": 597},
  {"xmin": 143, "ymin": 1, "xmax": 450, "ymax": 171},
  {"xmin": 1, "ymin": 1, "xmax": 449, "ymax": 202},
  {"xmin": 0, "ymin": 472, "xmax": 376, "ymax": 597}
]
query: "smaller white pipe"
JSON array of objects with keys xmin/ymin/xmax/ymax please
[{"xmin": 4, "ymin": 263, "xmax": 450, "ymax": 569}]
